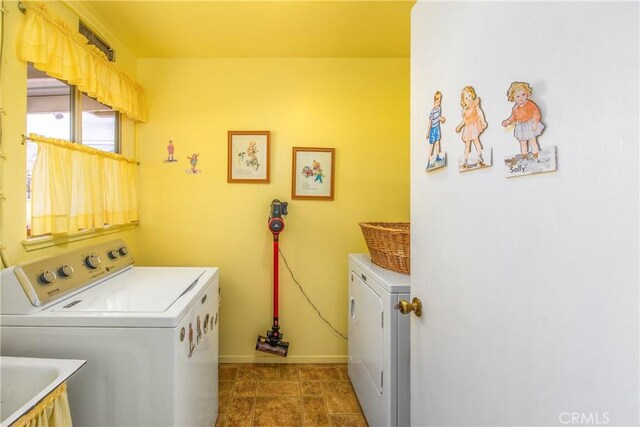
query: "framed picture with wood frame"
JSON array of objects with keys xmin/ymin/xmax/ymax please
[
  {"xmin": 291, "ymin": 147, "xmax": 335, "ymax": 200},
  {"xmin": 227, "ymin": 131, "xmax": 270, "ymax": 183}
]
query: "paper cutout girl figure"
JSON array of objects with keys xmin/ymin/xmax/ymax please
[
  {"xmin": 501, "ymin": 82, "xmax": 544, "ymax": 159},
  {"xmin": 186, "ymin": 153, "xmax": 200, "ymax": 174},
  {"xmin": 165, "ymin": 140, "xmax": 177, "ymax": 162},
  {"xmin": 501, "ymin": 81, "xmax": 557, "ymax": 177},
  {"xmin": 426, "ymin": 91, "xmax": 447, "ymax": 171},
  {"xmin": 455, "ymin": 86, "xmax": 490, "ymax": 171}
]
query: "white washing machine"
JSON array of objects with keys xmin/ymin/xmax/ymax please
[
  {"xmin": 348, "ymin": 254, "xmax": 410, "ymax": 427},
  {"xmin": 0, "ymin": 239, "xmax": 219, "ymax": 427}
]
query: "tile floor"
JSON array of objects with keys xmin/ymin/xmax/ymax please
[{"xmin": 216, "ymin": 363, "xmax": 368, "ymax": 427}]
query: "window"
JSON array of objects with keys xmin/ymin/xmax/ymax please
[
  {"xmin": 80, "ymin": 93, "xmax": 120, "ymax": 153},
  {"xmin": 26, "ymin": 65, "xmax": 72, "ymax": 140},
  {"xmin": 26, "ymin": 63, "xmax": 121, "ymax": 235}
]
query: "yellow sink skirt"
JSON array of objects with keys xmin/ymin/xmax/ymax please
[{"xmin": 11, "ymin": 382, "xmax": 72, "ymax": 427}]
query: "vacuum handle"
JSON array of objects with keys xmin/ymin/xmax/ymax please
[{"xmin": 273, "ymin": 239, "xmax": 279, "ymax": 319}]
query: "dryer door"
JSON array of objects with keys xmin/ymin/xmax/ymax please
[{"xmin": 349, "ymin": 271, "xmax": 384, "ymax": 394}]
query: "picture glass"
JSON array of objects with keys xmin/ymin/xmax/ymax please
[
  {"xmin": 293, "ymin": 149, "xmax": 333, "ymax": 199},
  {"xmin": 229, "ymin": 133, "xmax": 269, "ymax": 181}
]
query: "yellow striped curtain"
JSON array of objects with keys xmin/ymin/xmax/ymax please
[
  {"xmin": 17, "ymin": 1, "xmax": 147, "ymax": 122},
  {"xmin": 30, "ymin": 135, "xmax": 138, "ymax": 236}
]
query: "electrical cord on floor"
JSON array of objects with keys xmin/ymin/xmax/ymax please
[{"xmin": 278, "ymin": 248, "xmax": 348, "ymax": 340}]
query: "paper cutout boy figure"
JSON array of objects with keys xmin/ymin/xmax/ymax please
[
  {"xmin": 165, "ymin": 140, "xmax": 177, "ymax": 162},
  {"xmin": 426, "ymin": 91, "xmax": 447, "ymax": 171}
]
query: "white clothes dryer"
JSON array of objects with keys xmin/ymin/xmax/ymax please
[
  {"xmin": 0, "ymin": 239, "xmax": 219, "ymax": 427},
  {"xmin": 348, "ymin": 254, "xmax": 410, "ymax": 427}
]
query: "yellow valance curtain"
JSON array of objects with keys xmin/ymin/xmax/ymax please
[
  {"xmin": 30, "ymin": 134, "xmax": 139, "ymax": 236},
  {"xmin": 17, "ymin": 1, "xmax": 147, "ymax": 122}
]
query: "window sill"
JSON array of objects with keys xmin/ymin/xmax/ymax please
[{"xmin": 22, "ymin": 223, "xmax": 139, "ymax": 252}]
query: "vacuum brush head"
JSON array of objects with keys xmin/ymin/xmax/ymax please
[{"xmin": 256, "ymin": 335, "xmax": 289, "ymax": 357}]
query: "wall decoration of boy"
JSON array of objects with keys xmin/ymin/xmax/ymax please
[
  {"xmin": 426, "ymin": 91, "xmax": 447, "ymax": 172},
  {"xmin": 165, "ymin": 140, "xmax": 177, "ymax": 163},
  {"xmin": 502, "ymin": 81, "xmax": 557, "ymax": 177}
]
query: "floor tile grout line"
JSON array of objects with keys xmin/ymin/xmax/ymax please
[
  {"xmin": 295, "ymin": 366, "xmax": 308, "ymax": 427},
  {"xmin": 250, "ymin": 391, "xmax": 256, "ymax": 427},
  {"xmin": 300, "ymin": 375, "xmax": 309, "ymax": 427},
  {"xmin": 320, "ymin": 376, "xmax": 334, "ymax": 427}
]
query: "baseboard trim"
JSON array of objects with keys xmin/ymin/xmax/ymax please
[{"xmin": 219, "ymin": 355, "xmax": 348, "ymax": 364}]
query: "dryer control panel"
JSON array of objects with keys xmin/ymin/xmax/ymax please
[{"xmin": 12, "ymin": 239, "xmax": 134, "ymax": 307}]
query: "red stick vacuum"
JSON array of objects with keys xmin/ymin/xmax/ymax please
[{"xmin": 255, "ymin": 199, "xmax": 290, "ymax": 357}]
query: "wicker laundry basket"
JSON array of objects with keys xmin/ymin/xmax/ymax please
[{"xmin": 359, "ymin": 222, "xmax": 410, "ymax": 274}]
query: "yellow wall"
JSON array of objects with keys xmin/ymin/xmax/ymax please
[
  {"xmin": 136, "ymin": 58, "xmax": 409, "ymax": 362},
  {"xmin": 1, "ymin": 1, "xmax": 410, "ymax": 362},
  {"xmin": 0, "ymin": 1, "xmax": 140, "ymax": 265}
]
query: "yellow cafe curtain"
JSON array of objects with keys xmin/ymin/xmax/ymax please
[
  {"xmin": 30, "ymin": 134, "xmax": 139, "ymax": 236},
  {"xmin": 17, "ymin": 1, "xmax": 147, "ymax": 122},
  {"xmin": 11, "ymin": 382, "xmax": 73, "ymax": 427}
]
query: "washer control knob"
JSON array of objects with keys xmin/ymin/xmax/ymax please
[
  {"xmin": 40, "ymin": 270, "xmax": 57, "ymax": 284},
  {"xmin": 107, "ymin": 250, "xmax": 119, "ymax": 260},
  {"xmin": 58, "ymin": 265, "xmax": 74, "ymax": 278},
  {"xmin": 85, "ymin": 254, "xmax": 101, "ymax": 269},
  {"xmin": 118, "ymin": 246, "xmax": 129, "ymax": 257}
]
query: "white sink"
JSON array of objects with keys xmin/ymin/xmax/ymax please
[{"xmin": 0, "ymin": 356, "xmax": 85, "ymax": 427}]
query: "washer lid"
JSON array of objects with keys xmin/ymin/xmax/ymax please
[{"xmin": 52, "ymin": 268, "xmax": 206, "ymax": 313}]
